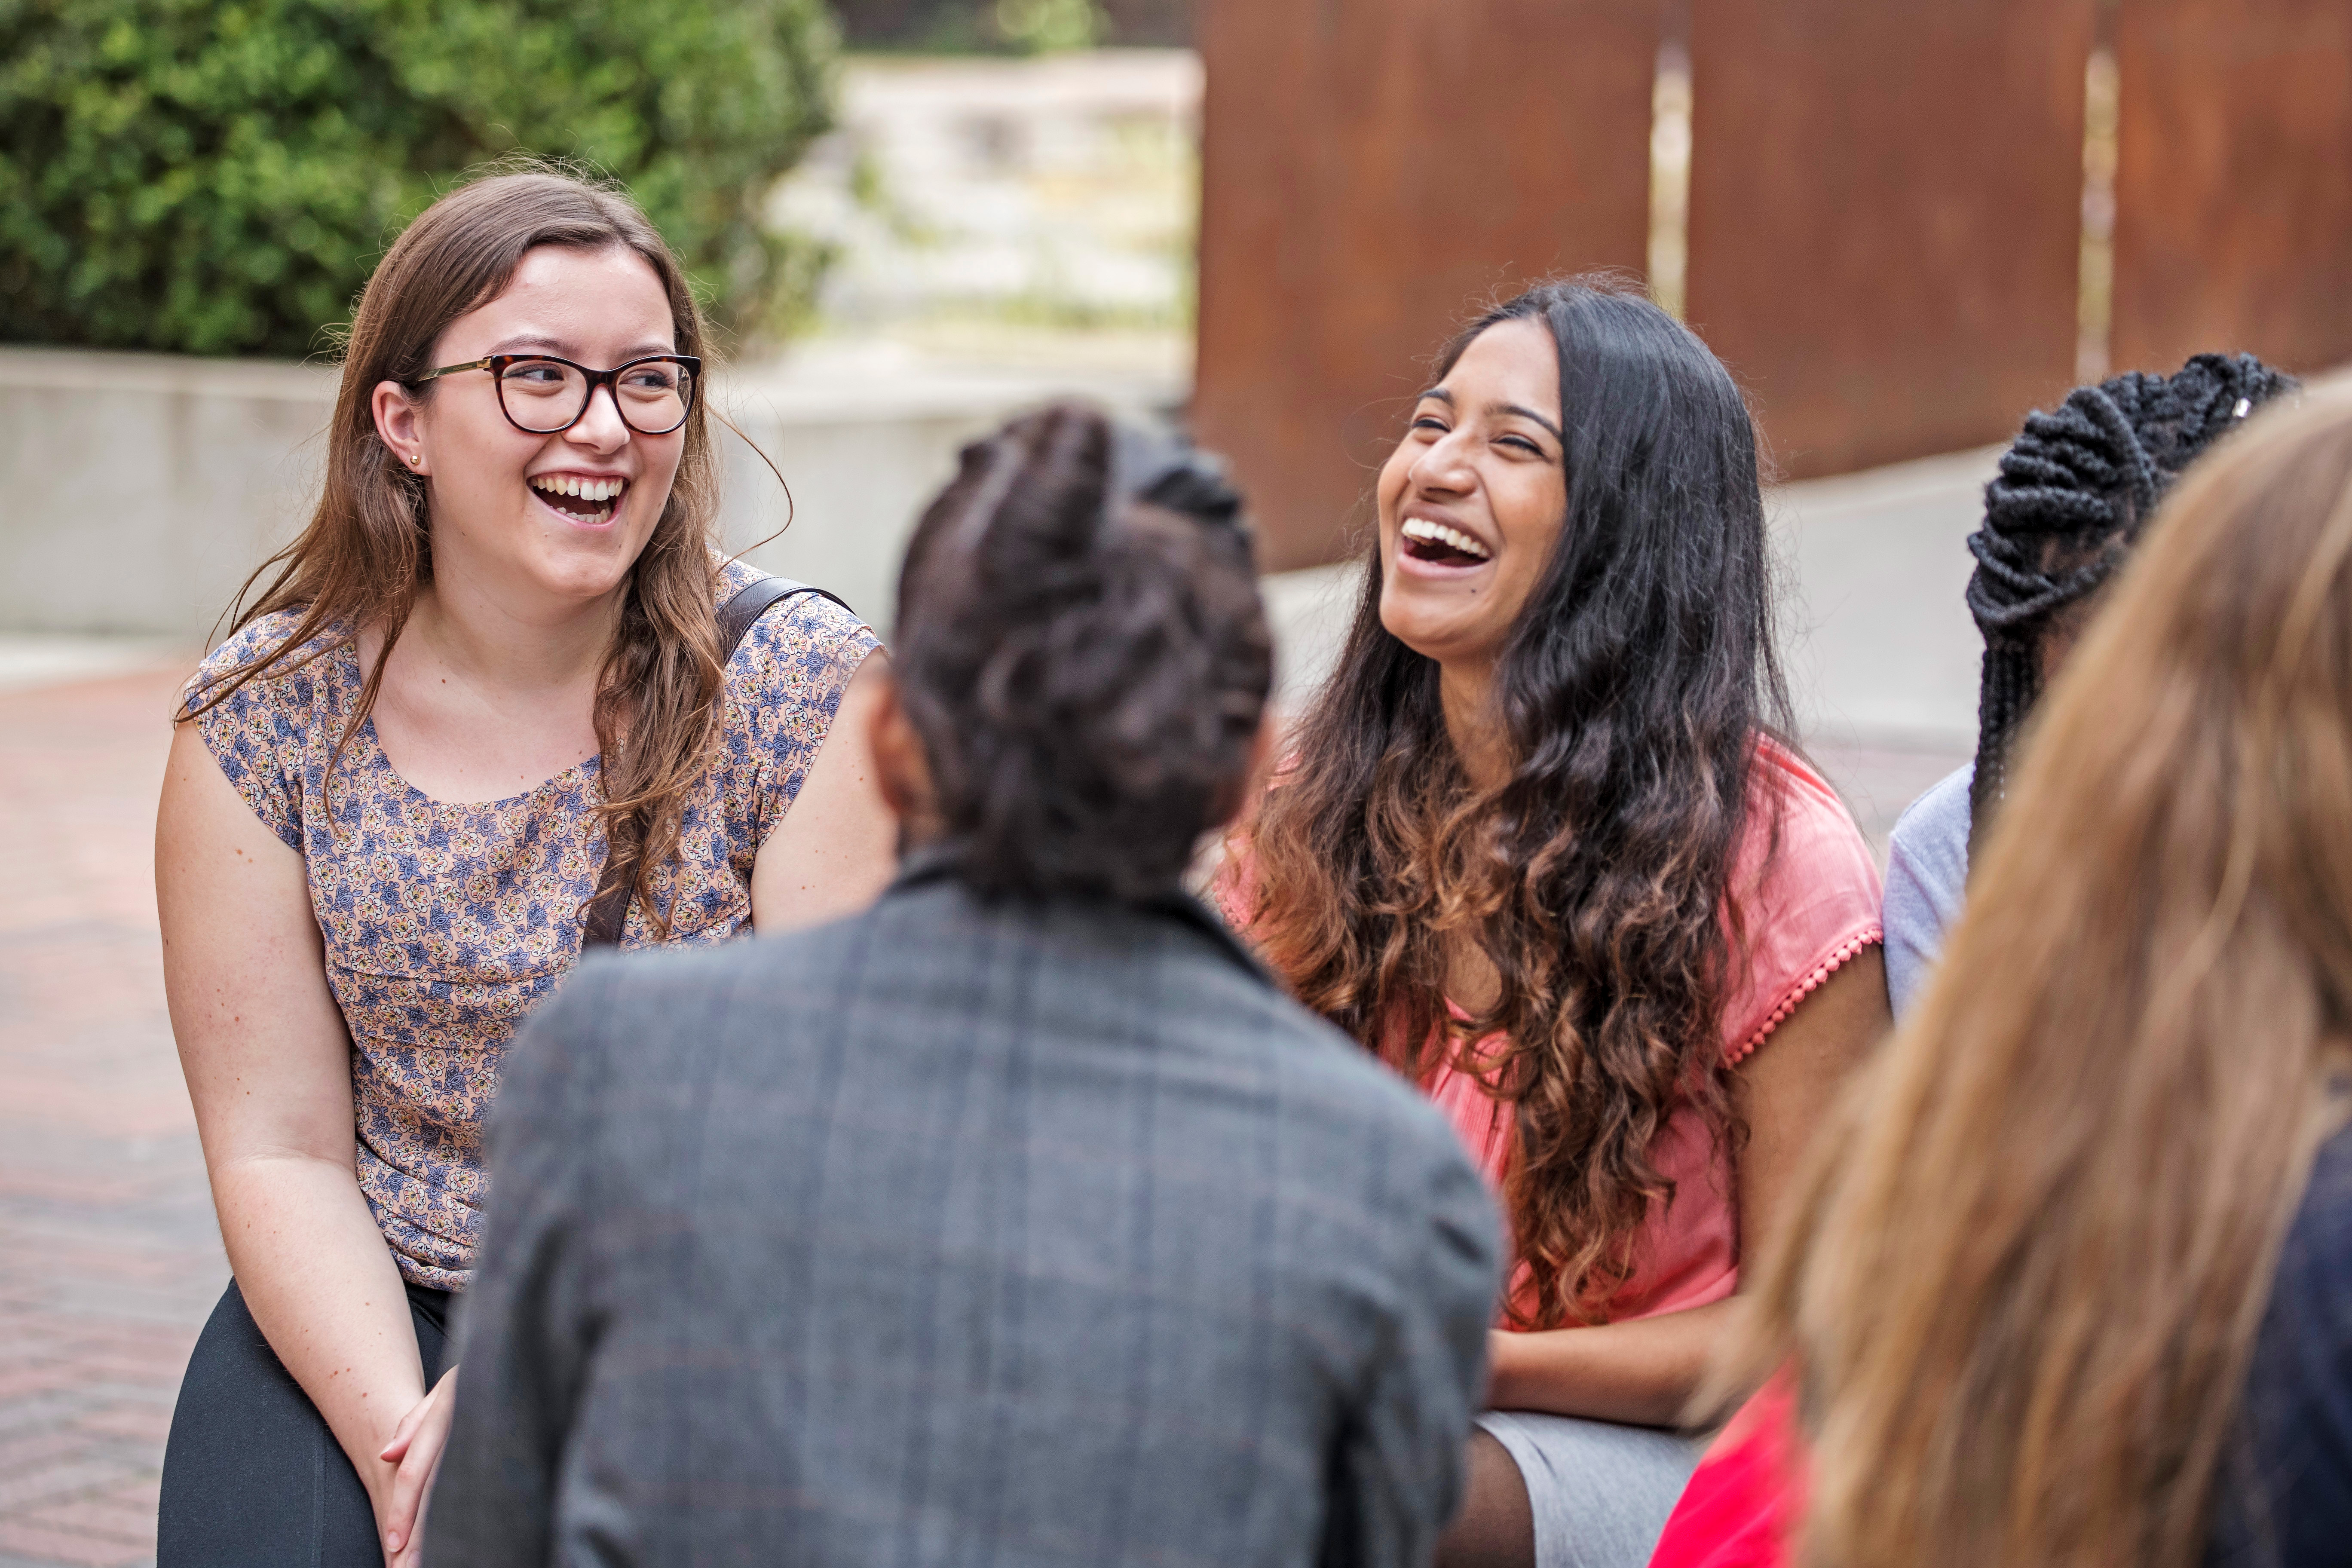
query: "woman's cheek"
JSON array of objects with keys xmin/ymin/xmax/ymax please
[{"xmin": 1498, "ymin": 487, "xmax": 1553, "ymax": 554}]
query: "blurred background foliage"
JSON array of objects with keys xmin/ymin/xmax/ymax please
[
  {"xmin": 834, "ymin": 0, "xmax": 1188, "ymax": 53},
  {"xmin": 0, "ymin": 0, "xmax": 839, "ymax": 357}
]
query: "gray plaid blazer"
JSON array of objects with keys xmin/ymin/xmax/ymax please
[{"xmin": 428, "ymin": 857, "xmax": 1501, "ymax": 1568}]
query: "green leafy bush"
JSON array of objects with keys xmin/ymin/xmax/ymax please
[
  {"xmin": 0, "ymin": 0, "xmax": 838, "ymax": 357},
  {"xmin": 834, "ymin": 0, "xmax": 1189, "ymax": 52}
]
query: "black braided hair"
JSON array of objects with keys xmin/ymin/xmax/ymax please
[{"xmin": 1965, "ymin": 353, "xmax": 2297, "ymax": 847}]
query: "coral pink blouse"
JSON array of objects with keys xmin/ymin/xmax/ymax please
[
  {"xmin": 1226, "ymin": 741, "xmax": 1882, "ymax": 1328},
  {"xmin": 1452, "ymin": 742, "xmax": 1880, "ymax": 1324}
]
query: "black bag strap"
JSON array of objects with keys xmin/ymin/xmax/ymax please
[
  {"xmin": 714, "ymin": 573, "xmax": 851, "ymax": 652},
  {"xmin": 582, "ymin": 576, "xmax": 854, "ymax": 949}
]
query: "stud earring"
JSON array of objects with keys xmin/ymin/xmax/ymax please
[{"xmin": 410, "ymin": 453, "xmax": 423, "ymax": 465}]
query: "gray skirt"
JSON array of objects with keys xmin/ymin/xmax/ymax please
[{"xmin": 1476, "ymin": 1410, "xmax": 1703, "ymax": 1568}]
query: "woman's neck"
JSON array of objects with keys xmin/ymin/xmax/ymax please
[
  {"xmin": 397, "ymin": 572, "xmax": 623, "ymax": 700},
  {"xmin": 355, "ymin": 571, "xmax": 626, "ymax": 804},
  {"xmin": 1438, "ymin": 656, "xmax": 1511, "ymax": 793}
]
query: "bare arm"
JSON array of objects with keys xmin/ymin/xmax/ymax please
[
  {"xmin": 750, "ymin": 649, "xmax": 898, "ymax": 933},
  {"xmin": 1483, "ymin": 949, "xmax": 1890, "ymax": 1426},
  {"xmin": 157, "ymin": 723, "xmax": 427, "ymax": 1551}
]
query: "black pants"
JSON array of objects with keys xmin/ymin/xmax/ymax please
[{"xmin": 158, "ymin": 1279, "xmax": 453, "ymax": 1567}]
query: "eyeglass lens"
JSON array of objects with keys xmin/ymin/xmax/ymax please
[{"xmin": 496, "ymin": 358, "xmax": 695, "ymax": 435}]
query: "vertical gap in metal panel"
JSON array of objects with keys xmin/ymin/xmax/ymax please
[
  {"xmin": 2077, "ymin": 3, "xmax": 2122, "ymax": 383},
  {"xmin": 1649, "ymin": 28, "xmax": 1694, "ymax": 321}
]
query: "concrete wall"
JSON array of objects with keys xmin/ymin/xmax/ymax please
[
  {"xmin": 0, "ymin": 349, "xmax": 337, "ymax": 638},
  {"xmin": 0, "ymin": 344, "xmax": 1179, "ymax": 642},
  {"xmin": 1769, "ymin": 446, "xmax": 1992, "ymax": 747},
  {"xmin": 0, "ymin": 342, "xmax": 1995, "ymax": 749},
  {"xmin": 710, "ymin": 351, "xmax": 1182, "ymax": 629}
]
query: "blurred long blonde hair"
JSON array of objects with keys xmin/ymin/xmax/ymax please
[{"xmin": 1726, "ymin": 391, "xmax": 2352, "ymax": 1568}]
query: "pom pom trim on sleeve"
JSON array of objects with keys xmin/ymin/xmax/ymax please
[{"xmin": 1726, "ymin": 925, "xmax": 1884, "ymax": 1066}]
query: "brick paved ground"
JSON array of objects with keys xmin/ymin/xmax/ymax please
[{"xmin": 0, "ymin": 662, "xmax": 221, "ymax": 1568}]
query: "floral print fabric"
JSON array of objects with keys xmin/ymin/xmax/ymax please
[{"xmin": 186, "ymin": 559, "xmax": 878, "ymax": 1289}]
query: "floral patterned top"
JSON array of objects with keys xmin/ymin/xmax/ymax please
[{"xmin": 185, "ymin": 558, "xmax": 879, "ymax": 1290}]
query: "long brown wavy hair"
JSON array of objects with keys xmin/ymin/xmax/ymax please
[
  {"xmin": 1724, "ymin": 390, "xmax": 2352, "ymax": 1568},
  {"xmin": 1236, "ymin": 278, "xmax": 1792, "ymax": 1328},
  {"xmin": 181, "ymin": 167, "xmax": 727, "ymax": 935}
]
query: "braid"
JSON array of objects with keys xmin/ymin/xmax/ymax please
[
  {"xmin": 1964, "ymin": 354, "xmax": 2296, "ymax": 853},
  {"xmin": 1969, "ymin": 643, "xmax": 2038, "ymax": 836},
  {"xmin": 2157, "ymin": 353, "xmax": 2297, "ymax": 462}
]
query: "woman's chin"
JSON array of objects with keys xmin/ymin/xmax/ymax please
[
  {"xmin": 1378, "ymin": 589, "xmax": 1496, "ymax": 669},
  {"xmin": 505, "ymin": 527, "xmax": 645, "ymax": 607}
]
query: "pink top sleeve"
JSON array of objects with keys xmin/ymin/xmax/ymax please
[{"xmin": 1717, "ymin": 741, "xmax": 1886, "ymax": 1066}]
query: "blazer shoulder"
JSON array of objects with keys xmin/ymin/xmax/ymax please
[
  {"xmin": 1206, "ymin": 969, "xmax": 1482, "ymax": 1177},
  {"xmin": 544, "ymin": 920, "xmax": 858, "ymax": 1074}
]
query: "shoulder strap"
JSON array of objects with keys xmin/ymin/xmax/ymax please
[
  {"xmin": 581, "ymin": 575, "xmax": 857, "ymax": 949},
  {"xmin": 714, "ymin": 573, "xmax": 852, "ymax": 653}
]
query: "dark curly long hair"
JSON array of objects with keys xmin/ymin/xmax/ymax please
[
  {"xmin": 1966, "ymin": 352, "xmax": 2296, "ymax": 842},
  {"xmin": 1236, "ymin": 277, "xmax": 1792, "ymax": 1328}
]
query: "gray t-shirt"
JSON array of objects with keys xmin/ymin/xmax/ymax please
[{"xmin": 1882, "ymin": 762, "xmax": 1973, "ymax": 1019}]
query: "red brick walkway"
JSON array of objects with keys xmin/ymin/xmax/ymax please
[{"xmin": 0, "ymin": 664, "xmax": 222, "ymax": 1568}]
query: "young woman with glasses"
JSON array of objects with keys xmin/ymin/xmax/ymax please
[{"xmin": 153, "ymin": 169, "xmax": 894, "ymax": 1566}]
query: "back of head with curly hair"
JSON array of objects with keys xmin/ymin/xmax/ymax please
[{"xmin": 892, "ymin": 402, "xmax": 1272, "ymax": 903}]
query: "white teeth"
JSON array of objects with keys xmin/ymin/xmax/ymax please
[
  {"xmin": 530, "ymin": 475, "xmax": 622, "ymax": 517},
  {"xmin": 531, "ymin": 476, "xmax": 625, "ymax": 502},
  {"xmin": 1401, "ymin": 518, "xmax": 1491, "ymax": 560}
]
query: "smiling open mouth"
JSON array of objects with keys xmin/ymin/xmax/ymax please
[
  {"xmin": 1400, "ymin": 518, "xmax": 1491, "ymax": 566},
  {"xmin": 530, "ymin": 474, "xmax": 626, "ymax": 524}
]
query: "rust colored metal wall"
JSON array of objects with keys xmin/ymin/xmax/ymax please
[
  {"xmin": 1685, "ymin": 0, "xmax": 2092, "ymax": 479},
  {"xmin": 1192, "ymin": 0, "xmax": 1656, "ymax": 570},
  {"xmin": 2112, "ymin": 0, "xmax": 2352, "ymax": 377}
]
